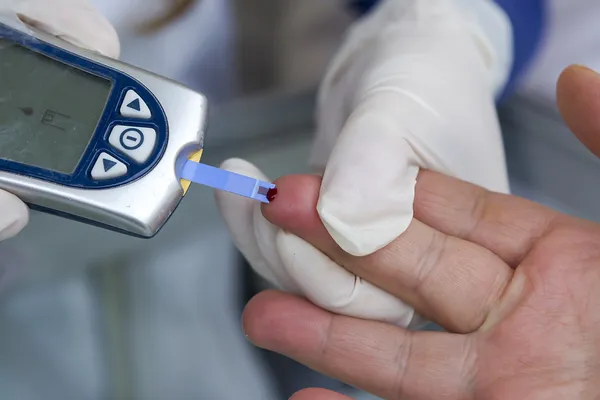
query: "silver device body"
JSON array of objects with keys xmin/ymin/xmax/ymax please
[{"xmin": 0, "ymin": 25, "xmax": 208, "ymax": 237}]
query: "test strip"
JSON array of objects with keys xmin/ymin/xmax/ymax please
[{"xmin": 180, "ymin": 160, "xmax": 276, "ymax": 203}]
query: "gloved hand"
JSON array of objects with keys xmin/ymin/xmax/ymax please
[
  {"xmin": 216, "ymin": 0, "xmax": 514, "ymax": 327},
  {"xmin": 0, "ymin": 0, "xmax": 119, "ymax": 241}
]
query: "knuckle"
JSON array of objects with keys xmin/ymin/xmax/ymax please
[
  {"xmin": 463, "ymin": 186, "xmax": 488, "ymax": 238},
  {"xmin": 391, "ymin": 332, "xmax": 413, "ymax": 399},
  {"xmin": 413, "ymin": 229, "xmax": 447, "ymax": 292}
]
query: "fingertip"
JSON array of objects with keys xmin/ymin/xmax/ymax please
[
  {"xmin": 242, "ymin": 290, "xmax": 331, "ymax": 353},
  {"xmin": 73, "ymin": 0, "xmax": 121, "ymax": 59},
  {"xmin": 556, "ymin": 64, "xmax": 600, "ymax": 158},
  {"xmin": 0, "ymin": 191, "xmax": 29, "ymax": 241},
  {"xmin": 290, "ymin": 388, "xmax": 353, "ymax": 400},
  {"xmin": 261, "ymin": 174, "xmax": 323, "ymax": 232},
  {"xmin": 556, "ymin": 64, "xmax": 595, "ymax": 93},
  {"xmin": 213, "ymin": 159, "xmax": 259, "ymax": 235},
  {"xmin": 556, "ymin": 65, "xmax": 591, "ymax": 112},
  {"xmin": 92, "ymin": 16, "xmax": 120, "ymax": 59},
  {"xmin": 215, "ymin": 160, "xmax": 256, "ymax": 209},
  {"xmin": 215, "ymin": 158, "xmax": 270, "ymax": 220},
  {"xmin": 242, "ymin": 290, "xmax": 295, "ymax": 346},
  {"xmin": 216, "ymin": 158, "xmax": 267, "ymax": 208}
]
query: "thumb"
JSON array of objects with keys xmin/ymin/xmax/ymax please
[
  {"xmin": 557, "ymin": 65, "xmax": 600, "ymax": 158},
  {"xmin": 317, "ymin": 97, "xmax": 421, "ymax": 257}
]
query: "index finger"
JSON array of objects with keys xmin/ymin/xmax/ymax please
[{"xmin": 264, "ymin": 174, "xmax": 513, "ymax": 332}]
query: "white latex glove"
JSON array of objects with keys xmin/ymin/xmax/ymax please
[
  {"xmin": 1, "ymin": 0, "xmax": 119, "ymax": 58},
  {"xmin": 218, "ymin": 0, "xmax": 514, "ymax": 328},
  {"xmin": 0, "ymin": 0, "xmax": 119, "ymax": 241}
]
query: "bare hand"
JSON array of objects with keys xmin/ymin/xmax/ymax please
[{"xmin": 241, "ymin": 65, "xmax": 600, "ymax": 399}]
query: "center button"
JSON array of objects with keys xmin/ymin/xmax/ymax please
[
  {"xmin": 120, "ymin": 128, "xmax": 144, "ymax": 150},
  {"xmin": 109, "ymin": 125, "xmax": 157, "ymax": 164}
]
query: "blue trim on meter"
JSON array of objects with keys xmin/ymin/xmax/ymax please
[{"xmin": 0, "ymin": 23, "xmax": 169, "ymax": 189}]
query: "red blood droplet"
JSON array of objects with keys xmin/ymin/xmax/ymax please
[{"xmin": 266, "ymin": 187, "xmax": 278, "ymax": 202}]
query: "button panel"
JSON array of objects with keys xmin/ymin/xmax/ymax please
[
  {"xmin": 108, "ymin": 125, "xmax": 157, "ymax": 164},
  {"xmin": 120, "ymin": 89, "xmax": 151, "ymax": 119},
  {"xmin": 87, "ymin": 86, "xmax": 162, "ymax": 186},
  {"xmin": 91, "ymin": 152, "xmax": 128, "ymax": 180}
]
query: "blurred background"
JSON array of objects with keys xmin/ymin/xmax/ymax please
[{"xmin": 2, "ymin": 0, "xmax": 600, "ymax": 399}]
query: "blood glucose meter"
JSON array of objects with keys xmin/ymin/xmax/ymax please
[{"xmin": 0, "ymin": 21, "xmax": 274, "ymax": 238}]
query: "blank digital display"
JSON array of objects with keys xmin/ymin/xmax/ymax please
[{"xmin": 0, "ymin": 39, "xmax": 112, "ymax": 174}]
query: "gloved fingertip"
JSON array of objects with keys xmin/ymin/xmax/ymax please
[
  {"xmin": 13, "ymin": 0, "xmax": 121, "ymax": 59},
  {"xmin": 75, "ymin": 16, "xmax": 120, "ymax": 59},
  {"xmin": 61, "ymin": 6, "xmax": 121, "ymax": 59},
  {"xmin": 219, "ymin": 158, "xmax": 269, "ymax": 181},
  {"xmin": 219, "ymin": 157, "xmax": 251, "ymax": 171},
  {"xmin": 0, "ymin": 191, "xmax": 29, "ymax": 241},
  {"xmin": 214, "ymin": 159, "xmax": 261, "ymax": 224},
  {"xmin": 215, "ymin": 158, "xmax": 270, "ymax": 206},
  {"xmin": 213, "ymin": 158, "xmax": 288, "ymax": 291}
]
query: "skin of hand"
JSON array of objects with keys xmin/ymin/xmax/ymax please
[{"xmin": 241, "ymin": 65, "xmax": 600, "ymax": 400}]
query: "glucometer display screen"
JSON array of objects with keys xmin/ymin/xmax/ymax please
[{"xmin": 0, "ymin": 39, "xmax": 112, "ymax": 174}]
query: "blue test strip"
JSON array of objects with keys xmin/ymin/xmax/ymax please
[{"xmin": 180, "ymin": 160, "xmax": 276, "ymax": 203}]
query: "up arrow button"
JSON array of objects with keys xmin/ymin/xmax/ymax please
[
  {"xmin": 127, "ymin": 98, "xmax": 141, "ymax": 111},
  {"xmin": 120, "ymin": 90, "xmax": 151, "ymax": 119}
]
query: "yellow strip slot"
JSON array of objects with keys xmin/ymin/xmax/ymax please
[{"xmin": 180, "ymin": 149, "xmax": 203, "ymax": 195}]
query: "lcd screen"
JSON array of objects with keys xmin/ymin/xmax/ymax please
[{"xmin": 0, "ymin": 39, "xmax": 112, "ymax": 174}]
